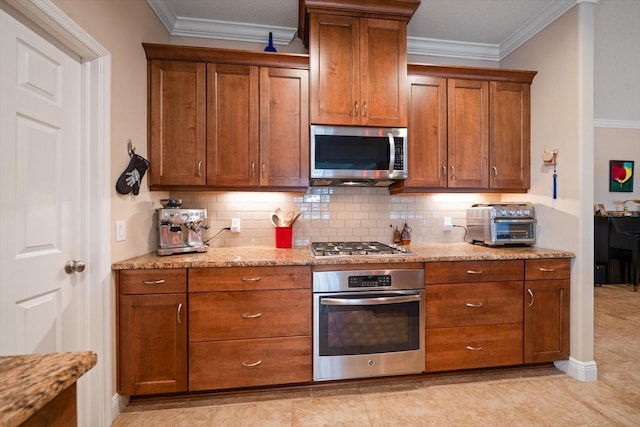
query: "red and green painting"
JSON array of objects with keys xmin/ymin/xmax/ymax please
[{"xmin": 610, "ymin": 160, "xmax": 634, "ymax": 192}]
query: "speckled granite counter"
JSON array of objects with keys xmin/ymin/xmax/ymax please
[
  {"xmin": 0, "ymin": 351, "xmax": 97, "ymax": 427},
  {"xmin": 112, "ymin": 243, "xmax": 574, "ymax": 270}
]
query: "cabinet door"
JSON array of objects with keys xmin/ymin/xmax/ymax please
[
  {"xmin": 309, "ymin": 13, "xmax": 360, "ymax": 125},
  {"xmin": 447, "ymin": 79, "xmax": 489, "ymax": 188},
  {"xmin": 259, "ymin": 67, "xmax": 309, "ymax": 188},
  {"xmin": 206, "ymin": 63, "xmax": 259, "ymax": 187},
  {"xmin": 490, "ymin": 81, "xmax": 531, "ymax": 189},
  {"xmin": 405, "ymin": 75, "xmax": 447, "ymax": 188},
  {"xmin": 118, "ymin": 293, "xmax": 187, "ymax": 395},
  {"xmin": 359, "ymin": 18, "xmax": 407, "ymax": 126},
  {"xmin": 149, "ymin": 60, "xmax": 206, "ymax": 186},
  {"xmin": 524, "ymin": 279, "xmax": 570, "ymax": 363}
]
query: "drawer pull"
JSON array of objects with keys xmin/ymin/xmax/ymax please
[
  {"xmin": 241, "ymin": 312, "xmax": 262, "ymax": 319},
  {"xmin": 142, "ymin": 279, "xmax": 165, "ymax": 285},
  {"xmin": 539, "ymin": 267, "xmax": 556, "ymax": 272},
  {"xmin": 528, "ymin": 288, "xmax": 534, "ymax": 307},
  {"xmin": 241, "ymin": 360, "xmax": 262, "ymax": 368},
  {"xmin": 241, "ymin": 276, "xmax": 262, "ymax": 282},
  {"xmin": 466, "ymin": 270, "xmax": 484, "ymax": 274},
  {"xmin": 465, "ymin": 302, "xmax": 484, "ymax": 308},
  {"xmin": 466, "ymin": 345, "xmax": 484, "ymax": 351},
  {"xmin": 177, "ymin": 303, "xmax": 183, "ymax": 325}
]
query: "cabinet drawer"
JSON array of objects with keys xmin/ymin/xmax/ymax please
[
  {"xmin": 119, "ymin": 269, "xmax": 187, "ymax": 294},
  {"xmin": 189, "ymin": 289, "xmax": 311, "ymax": 341},
  {"xmin": 189, "ymin": 266, "xmax": 311, "ymax": 291},
  {"xmin": 425, "ymin": 281, "xmax": 523, "ymax": 328},
  {"xmin": 425, "ymin": 260, "xmax": 523, "ymax": 284},
  {"xmin": 525, "ymin": 259, "xmax": 570, "ymax": 280},
  {"xmin": 425, "ymin": 324, "xmax": 523, "ymax": 372},
  {"xmin": 189, "ymin": 336, "xmax": 312, "ymax": 391}
]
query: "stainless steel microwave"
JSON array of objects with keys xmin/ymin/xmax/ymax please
[{"xmin": 310, "ymin": 125, "xmax": 408, "ymax": 187}]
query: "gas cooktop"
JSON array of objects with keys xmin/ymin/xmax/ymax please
[{"xmin": 309, "ymin": 241, "xmax": 415, "ymax": 257}]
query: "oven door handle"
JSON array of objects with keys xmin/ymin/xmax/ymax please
[
  {"xmin": 493, "ymin": 218, "xmax": 537, "ymax": 224},
  {"xmin": 320, "ymin": 293, "xmax": 420, "ymax": 306}
]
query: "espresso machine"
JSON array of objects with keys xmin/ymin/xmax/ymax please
[{"xmin": 156, "ymin": 199, "xmax": 209, "ymax": 256}]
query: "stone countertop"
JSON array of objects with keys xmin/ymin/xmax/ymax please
[
  {"xmin": 112, "ymin": 243, "xmax": 574, "ymax": 270},
  {"xmin": 0, "ymin": 351, "xmax": 97, "ymax": 427}
]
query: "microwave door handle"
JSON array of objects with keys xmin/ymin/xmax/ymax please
[
  {"xmin": 388, "ymin": 133, "xmax": 395, "ymax": 174},
  {"xmin": 320, "ymin": 293, "xmax": 420, "ymax": 306}
]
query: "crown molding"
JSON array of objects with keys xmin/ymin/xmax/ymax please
[
  {"xmin": 146, "ymin": 0, "xmax": 297, "ymax": 45},
  {"xmin": 500, "ymin": 0, "xmax": 577, "ymax": 60},
  {"xmin": 594, "ymin": 119, "xmax": 640, "ymax": 129},
  {"xmin": 407, "ymin": 37, "xmax": 500, "ymax": 62},
  {"xmin": 147, "ymin": 0, "xmax": 579, "ymax": 60}
]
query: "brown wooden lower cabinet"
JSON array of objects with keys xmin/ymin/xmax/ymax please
[
  {"xmin": 425, "ymin": 324, "xmax": 523, "ymax": 372},
  {"xmin": 189, "ymin": 336, "xmax": 312, "ymax": 391},
  {"xmin": 524, "ymin": 259, "xmax": 570, "ymax": 363}
]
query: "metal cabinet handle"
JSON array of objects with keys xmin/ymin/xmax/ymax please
[
  {"xmin": 492, "ymin": 166, "xmax": 498, "ymax": 177},
  {"xmin": 262, "ymin": 162, "xmax": 266, "ymax": 178},
  {"xmin": 241, "ymin": 312, "xmax": 262, "ymax": 319},
  {"xmin": 442, "ymin": 165, "xmax": 447, "ymax": 177},
  {"xmin": 354, "ymin": 101, "xmax": 359, "ymax": 117},
  {"xmin": 466, "ymin": 345, "xmax": 484, "ymax": 351},
  {"xmin": 242, "ymin": 360, "xmax": 262, "ymax": 367},
  {"xmin": 363, "ymin": 101, "xmax": 367, "ymax": 117},
  {"xmin": 241, "ymin": 276, "xmax": 262, "ymax": 282},
  {"xmin": 64, "ymin": 260, "xmax": 86, "ymax": 274},
  {"xmin": 539, "ymin": 267, "xmax": 556, "ymax": 272},
  {"xmin": 466, "ymin": 270, "xmax": 484, "ymax": 274},
  {"xmin": 466, "ymin": 302, "xmax": 484, "ymax": 308},
  {"xmin": 197, "ymin": 160, "xmax": 202, "ymax": 177},
  {"xmin": 450, "ymin": 165, "xmax": 455, "ymax": 178},
  {"xmin": 528, "ymin": 288, "xmax": 534, "ymax": 307},
  {"xmin": 251, "ymin": 161, "xmax": 256, "ymax": 178},
  {"xmin": 177, "ymin": 303, "xmax": 183, "ymax": 325},
  {"xmin": 142, "ymin": 279, "xmax": 165, "ymax": 285}
]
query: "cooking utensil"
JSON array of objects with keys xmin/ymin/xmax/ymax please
[
  {"xmin": 275, "ymin": 208, "xmax": 284, "ymax": 225},
  {"xmin": 289, "ymin": 213, "xmax": 301, "ymax": 226},
  {"xmin": 271, "ymin": 213, "xmax": 281, "ymax": 227}
]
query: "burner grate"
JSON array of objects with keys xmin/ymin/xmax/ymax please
[{"xmin": 310, "ymin": 241, "xmax": 413, "ymax": 257}]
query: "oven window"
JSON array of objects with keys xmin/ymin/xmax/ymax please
[
  {"xmin": 317, "ymin": 294, "xmax": 421, "ymax": 356},
  {"xmin": 494, "ymin": 222, "xmax": 534, "ymax": 240}
]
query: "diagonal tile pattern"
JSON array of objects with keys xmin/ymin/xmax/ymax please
[{"xmin": 113, "ymin": 284, "xmax": 640, "ymax": 426}]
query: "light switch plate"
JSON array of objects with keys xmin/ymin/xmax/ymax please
[{"xmin": 115, "ymin": 220, "xmax": 126, "ymax": 241}]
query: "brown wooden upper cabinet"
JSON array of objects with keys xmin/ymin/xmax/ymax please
[
  {"xmin": 300, "ymin": 0, "xmax": 419, "ymax": 127},
  {"xmin": 392, "ymin": 65, "xmax": 536, "ymax": 193},
  {"xmin": 144, "ymin": 43, "xmax": 309, "ymax": 191}
]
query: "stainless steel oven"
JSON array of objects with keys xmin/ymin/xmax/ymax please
[{"xmin": 313, "ymin": 268, "xmax": 425, "ymax": 381}]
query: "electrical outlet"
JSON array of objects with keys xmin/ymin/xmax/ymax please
[
  {"xmin": 443, "ymin": 216, "xmax": 453, "ymax": 231},
  {"xmin": 230, "ymin": 218, "xmax": 241, "ymax": 233},
  {"xmin": 115, "ymin": 220, "xmax": 126, "ymax": 241}
]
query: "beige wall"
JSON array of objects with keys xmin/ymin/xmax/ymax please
[
  {"xmin": 594, "ymin": 127, "xmax": 640, "ymax": 210},
  {"xmin": 52, "ymin": 0, "xmax": 171, "ymax": 263},
  {"xmin": 502, "ymin": 4, "xmax": 595, "ymax": 367}
]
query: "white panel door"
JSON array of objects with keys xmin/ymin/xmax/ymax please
[{"xmin": 0, "ymin": 9, "xmax": 84, "ymax": 355}]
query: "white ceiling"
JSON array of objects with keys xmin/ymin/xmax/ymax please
[{"xmin": 147, "ymin": 0, "xmax": 579, "ymax": 61}]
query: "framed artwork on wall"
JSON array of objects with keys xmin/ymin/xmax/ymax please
[{"xmin": 609, "ymin": 160, "xmax": 634, "ymax": 192}]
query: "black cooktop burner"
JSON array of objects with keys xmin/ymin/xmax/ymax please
[{"xmin": 310, "ymin": 241, "xmax": 414, "ymax": 257}]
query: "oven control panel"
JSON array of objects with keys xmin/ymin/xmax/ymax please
[{"xmin": 348, "ymin": 275, "xmax": 391, "ymax": 288}]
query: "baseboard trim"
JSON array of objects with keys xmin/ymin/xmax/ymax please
[
  {"xmin": 112, "ymin": 393, "xmax": 129, "ymax": 420},
  {"xmin": 554, "ymin": 357, "xmax": 598, "ymax": 382}
]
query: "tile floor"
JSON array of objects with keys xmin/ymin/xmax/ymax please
[{"xmin": 113, "ymin": 284, "xmax": 640, "ymax": 426}]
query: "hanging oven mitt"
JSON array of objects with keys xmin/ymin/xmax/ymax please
[{"xmin": 116, "ymin": 153, "xmax": 150, "ymax": 195}]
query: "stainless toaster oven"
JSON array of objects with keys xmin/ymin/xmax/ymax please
[{"xmin": 466, "ymin": 203, "xmax": 536, "ymax": 246}]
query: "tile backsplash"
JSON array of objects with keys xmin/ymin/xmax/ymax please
[{"xmin": 172, "ymin": 188, "xmax": 504, "ymax": 248}]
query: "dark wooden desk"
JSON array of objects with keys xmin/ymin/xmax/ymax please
[{"xmin": 595, "ymin": 215, "xmax": 640, "ymax": 289}]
